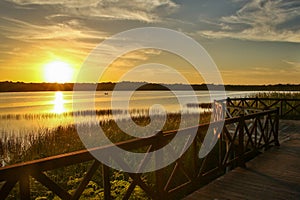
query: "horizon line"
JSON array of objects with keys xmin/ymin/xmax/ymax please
[{"xmin": 1, "ymin": 81, "xmax": 300, "ymax": 87}]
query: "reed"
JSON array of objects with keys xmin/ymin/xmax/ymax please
[
  {"xmin": 1, "ymin": 110, "xmax": 212, "ymax": 166},
  {"xmin": 247, "ymin": 91, "xmax": 300, "ymax": 99},
  {"xmin": 1, "ymin": 109, "xmax": 212, "ymax": 199}
]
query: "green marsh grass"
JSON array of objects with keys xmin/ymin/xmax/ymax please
[
  {"xmin": 249, "ymin": 91, "xmax": 300, "ymax": 99},
  {"xmin": 1, "ymin": 109, "xmax": 212, "ymax": 165},
  {"xmin": 1, "ymin": 109, "xmax": 211, "ymax": 199}
]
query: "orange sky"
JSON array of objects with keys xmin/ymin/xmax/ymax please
[{"xmin": 0, "ymin": 0, "xmax": 299, "ymax": 85}]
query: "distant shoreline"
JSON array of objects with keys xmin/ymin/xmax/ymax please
[{"xmin": 0, "ymin": 81, "xmax": 299, "ymax": 92}]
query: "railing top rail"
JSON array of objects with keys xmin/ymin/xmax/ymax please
[
  {"xmin": 220, "ymin": 97, "xmax": 300, "ymax": 101},
  {"xmin": 226, "ymin": 105, "xmax": 265, "ymax": 111},
  {"xmin": 243, "ymin": 108, "xmax": 277, "ymax": 120}
]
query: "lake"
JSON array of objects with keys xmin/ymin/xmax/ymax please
[{"xmin": 0, "ymin": 90, "xmax": 263, "ymax": 137}]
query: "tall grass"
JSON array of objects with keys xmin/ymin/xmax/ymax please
[
  {"xmin": 0, "ymin": 109, "xmax": 212, "ymax": 199},
  {"xmin": 0, "ymin": 110, "xmax": 211, "ymax": 166},
  {"xmin": 248, "ymin": 91, "xmax": 300, "ymax": 99}
]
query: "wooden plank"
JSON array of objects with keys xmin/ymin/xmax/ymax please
[
  {"xmin": 127, "ymin": 173, "xmax": 155, "ymax": 199},
  {"xmin": 122, "ymin": 181, "xmax": 136, "ymax": 200},
  {"xmin": 19, "ymin": 175, "xmax": 30, "ymax": 200},
  {"xmin": 183, "ymin": 131, "xmax": 300, "ymax": 200},
  {"xmin": 0, "ymin": 179, "xmax": 18, "ymax": 199},
  {"xmin": 71, "ymin": 160, "xmax": 100, "ymax": 200},
  {"xmin": 102, "ymin": 165, "xmax": 111, "ymax": 200},
  {"xmin": 31, "ymin": 171, "xmax": 72, "ymax": 200}
]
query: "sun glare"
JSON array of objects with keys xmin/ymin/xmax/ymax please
[
  {"xmin": 53, "ymin": 92, "xmax": 65, "ymax": 114},
  {"xmin": 44, "ymin": 61, "xmax": 73, "ymax": 83}
]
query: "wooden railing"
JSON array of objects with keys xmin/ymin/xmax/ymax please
[
  {"xmin": 0, "ymin": 99, "xmax": 281, "ymax": 199},
  {"xmin": 224, "ymin": 97, "xmax": 300, "ymax": 119}
]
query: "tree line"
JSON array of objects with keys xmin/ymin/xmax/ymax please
[{"xmin": 0, "ymin": 81, "xmax": 299, "ymax": 92}]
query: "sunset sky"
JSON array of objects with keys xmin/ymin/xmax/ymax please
[{"xmin": 0, "ymin": 0, "xmax": 299, "ymax": 85}]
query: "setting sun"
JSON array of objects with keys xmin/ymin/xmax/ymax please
[{"xmin": 44, "ymin": 61, "xmax": 74, "ymax": 83}]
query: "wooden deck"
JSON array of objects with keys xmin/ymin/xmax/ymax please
[{"xmin": 184, "ymin": 120, "xmax": 300, "ymax": 200}]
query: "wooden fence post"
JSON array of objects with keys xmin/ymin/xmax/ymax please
[
  {"xmin": 274, "ymin": 107, "xmax": 280, "ymax": 146},
  {"xmin": 255, "ymin": 96, "xmax": 258, "ymax": 108},
  {"xmin": 192, "ymin": 137, "xmax": 198, "ymax": 180},
  {"xmin": 218, "ymin": 129, "xmax": 224, "ymax": 172},
  {"xmin": 280, "ymin": 100, "xmax": 283, "ymax": 117},
  {"xmin": 238, "ymin": 114, "xmax": 246, "ymax": 168},
  {"xmin": 102, "ymin": 164, "xmax": 111, "ymax": 200},
  {"xmin": 155, "ymin": 131, "xmax": 165, "ymax": 200},
  {"xmin": 20, "ymin": 175, "xmax": 30, "ymax": 200}
]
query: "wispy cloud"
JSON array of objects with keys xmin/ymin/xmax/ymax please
[
  {"xmin": 105, "ymin": 49, "xmax": 163, "ymax": 71},
  {"xmin": 8, "ymin": 0, "xmax": 100, "ymax": 8},
  {"xmin": 282, "ymin": 60, "xmax": 300, "ymax": 72},
  {"xmin": 120, "ymin": 49, "xmax": 162, "ymax": 61},
  {"xmin": 221, "ymin": 65, "xmax": 300, "ymax": 84},
  {"xmin": 1, "ymin": 0, "xmax": 178, "ymax": 61},
  {"xmin": 7, "ymin": 0, "xmax": 179, "ymax": 23},
  {"xmin": 0, "ymin": 16, "xmax": 106, "ymax": 42},
  {"xmin": 0, "ymin": 15, "xmax": 107, "ymax": 58},
  {"xmin": 198, "ymin": 0, "xmax": 300, "ymax": 43}
]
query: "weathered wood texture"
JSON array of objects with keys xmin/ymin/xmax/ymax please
[{"xmin": 183, "ymin": 120, "xmax": 300, "ymax": 200}]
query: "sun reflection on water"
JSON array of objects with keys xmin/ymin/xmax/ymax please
[{"xmin": 53, "ymin": 92, "xmax": 65, "ymax": 114}]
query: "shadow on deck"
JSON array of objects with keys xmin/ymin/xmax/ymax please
[{"xmin": 184, "ymin": 120, "xmax": 300, "ymax": 200}]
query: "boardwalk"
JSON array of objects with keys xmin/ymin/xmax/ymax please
[{"xmin": 184, "ymin": 120, "xmax": 300, "ymax": 200}]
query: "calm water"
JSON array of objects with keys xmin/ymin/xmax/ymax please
[{"xmin": 0, "ymin": 90, "xmax": 260, "ymax": 136}]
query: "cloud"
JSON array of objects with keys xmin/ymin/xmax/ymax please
[
  {"xmin": 0, "ymin": 16, "xmax": 106, "ymax": 42},
  {"xmin": 124, "ymin": 49, "xmax": 161, "ymax": 60},
  {"xmin": 198, "ymin": 0, "xmax": 300, "ymax": 43},
  {"xmin": 0, "ymin": 14, "xmax": 107, "ymax": 61},
  {"xmin": 106, "ymin": 49, "xmax": 163, "ymax": 71},
  {"xmin": 7, "ymin": 0, "xmax": 179, "ymax": 23},
  {"xmin": 8, "ymin": 0, "xmax": 100, "ymax": 8},
  {"xmin": 282, "ymin": 60, "xmax": 300, "ymax": 72},
  {"xmin": 222, "ymin": 62, "xmax": 300, "ymax": 78},
  {"xmin": 199, "ymin": 29, "xmax": 300, "ymax": 43},
  {"xmin": 0, "ymin": 0, "xmax": 180, "ymax": 69},
  {"xmin": 220, "ymin": 65, "xmax": 300, "ymax": 84}
]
